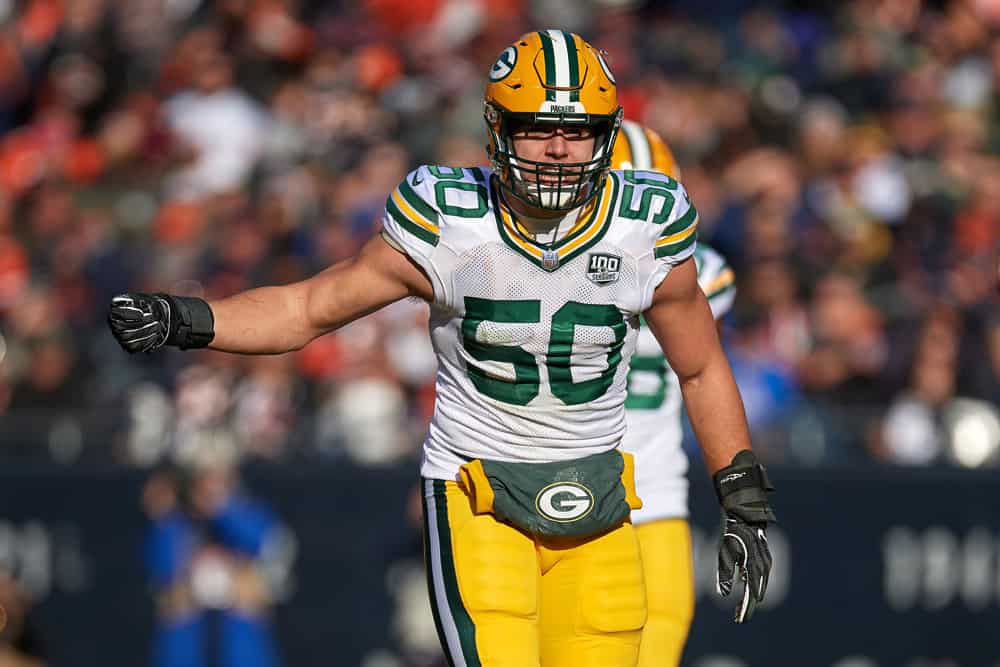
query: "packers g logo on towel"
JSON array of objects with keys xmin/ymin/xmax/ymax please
[
  {"xmin": 535, "ymin": 482, "xmax": 594, "ymax": 522},
  {"xmin": 490, "ymin": 47, "xmax": 517, "ymax": 82}
]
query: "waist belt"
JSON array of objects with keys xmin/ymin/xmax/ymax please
[{"xmin": 458, "ymin": 448, "xmax": 642, "ymax": 540}]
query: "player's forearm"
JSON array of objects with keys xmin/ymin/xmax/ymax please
[
  {"xmin": 208, "ymin": 285, "xmax": 317, "ymax": 354},
  {"xmin": 679, "ymin": 354, "xmax": 753, "ymax": 474}
]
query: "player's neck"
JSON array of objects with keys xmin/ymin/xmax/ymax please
[{"xmin": 505, "ymin": 194, "xmax": 582, "ymax": 245}]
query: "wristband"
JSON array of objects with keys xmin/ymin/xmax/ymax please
[
  {"xmin": 712, "ymin": 450, "xmax": 776, "ymax": 525},
  {"xmin": 159, "ymin": 294, "xmax": 215, "ymax": 350}
]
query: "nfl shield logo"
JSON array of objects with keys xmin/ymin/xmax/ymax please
[
  {"xmin": 542, "ymin": 250, "xmax": 560, "ymax": 271},
  {"xmin": 586, "ymin": 253, "xmax": 621, "ymax": 284}
]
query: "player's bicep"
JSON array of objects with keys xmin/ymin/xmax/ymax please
[
  {"xmin": 643, "ymin": 257, "xmax": 721, "ymax": 382},
  {"xmin": 304, "ymin": 233, "xmax": 433, "ymax": 333}
]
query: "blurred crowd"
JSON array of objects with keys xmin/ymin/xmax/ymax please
[
  {"xmin": 0, "ymin": 566, "xmax": 46, "ymax": 667},
  {"xmin": 0, "ymin": 0, "xmax": 999, "ymax": 469}
]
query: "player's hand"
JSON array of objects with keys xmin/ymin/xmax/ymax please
[
  {"xmin": 712, "ymin": 449, "xmax": 776, "ymax": 624},
  {"xmin": 717, "ymin": 514, "xmax": 771, "ymax": 623},
  {"xmin": 107, "ymin": 293, "xmax": 172, "ymax": 353}
]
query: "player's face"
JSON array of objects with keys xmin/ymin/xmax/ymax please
[
  {"xmin": 508, "ymin": 124, "xmax": 598, "ymax": 210},
  {"xmin": 510, "ymin": 124, "xmax": 597, "ymax": 178}
]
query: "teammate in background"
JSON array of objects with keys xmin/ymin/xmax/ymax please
[
  {"xmin": 612, "ymin": 120, "xmax": 681, "ymax": 181},
  {"xmin": 614, "ymin": 121, "xmax": 739, "ymax": 665},
  {"xmin": 109, "ymin": 31, "xmax": 774, "ymax": 666}
]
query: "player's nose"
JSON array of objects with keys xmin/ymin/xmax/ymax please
[{"xmin": 544, "ymin": 133, "xmax": 570, "ymax": 159}]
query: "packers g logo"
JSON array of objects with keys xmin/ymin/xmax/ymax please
[
  {"xmin": 535, "ymin": 482, "xmax": 594, "ymax": 522},
  {"xmin": 490, "ymin": 47, "xmax": 517, "ymax": 82}
]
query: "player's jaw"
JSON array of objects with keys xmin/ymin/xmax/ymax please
[{"xmin": 514, "ymin": 156, "xmax": 606, "ymax": 209}]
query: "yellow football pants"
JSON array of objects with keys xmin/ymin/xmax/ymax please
[
  {"xmin": 635, "ymin": 519, "xmax": 695, "ymax": 667},
  {"xmin": 421, "ymin": 478, "xmax": 647, "ymax": 667}
]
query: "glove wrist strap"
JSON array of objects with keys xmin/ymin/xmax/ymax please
[
  {"xmin": 713, "ymin": 450, "xmax": 776, "ymax": 525},
  {"xmin": 159, "ymin": 295, "xmax": 215, "ymax": 350}
]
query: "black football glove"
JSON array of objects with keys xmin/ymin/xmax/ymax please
[
  {"xmin": 713, "ymin": 449, "xmax": 776, "ymax": 624},
  {"xmin": 108, "ymin": 293, "xmax": 214, "ymax": 354}
]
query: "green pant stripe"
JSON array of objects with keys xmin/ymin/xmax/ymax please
[
  {"xmin": 421, "ymin": 481, "xmax": 455, "ymax": 665},
  {"xmin": 425, "ymin": 479, "xmax": 481, "ymax": 666}
]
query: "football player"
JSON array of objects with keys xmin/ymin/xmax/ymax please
[
  {"xmin": 613, "ymin": 122, "xmax": 744, "ymax": 666},
  {"xmin": 109, "ymin": 31, "xmax": 774, "ymax": 666}
]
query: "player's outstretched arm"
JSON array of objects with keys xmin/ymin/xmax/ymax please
[
  {"xmin": 108, "ymin": 233, "xmax": 433, "ymax": 355},
  {"xmin": 644, "ymin": 257, "xmax": 775, "ymax": 624}
]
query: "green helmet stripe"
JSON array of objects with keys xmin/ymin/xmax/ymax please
[
  {"xmin": 538, "ymin": 31, "xmax": 557, "ymax": 101},
  {"xmin": 562, "ymin": 31, "xmax": 579, "ymax": 87},
  {"xmin": 621, "ymin": 121, "xmax": 652, "ymax": 169}
]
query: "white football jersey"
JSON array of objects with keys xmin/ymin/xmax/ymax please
[
  {"xmin": 380, "ymin": 166, "xmax": 699, "ymax": 481},
  {"xmin": 625, "ymin": 245, "xmax": 735, "ymax": 522}
]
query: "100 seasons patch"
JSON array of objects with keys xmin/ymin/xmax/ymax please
[{"xmin": 586, "ymin": 252, "xmax": 621, "ymax": 284}]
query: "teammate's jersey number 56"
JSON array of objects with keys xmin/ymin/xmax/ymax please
[{"xmin": 624, "ymin": 354, "xmax": 670, "ymax": 410}]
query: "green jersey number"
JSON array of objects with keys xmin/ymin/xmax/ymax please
[
  {"xmin": 618, "ymin": 171, "xmax": 678, "ymax": 224},
  {"xmin": 430, "ymin": 167, "xmax": 489, "ymax": 218},
  {"xmin": 462, "ymin": 297, "xmax": 626, "ymax": 406}
]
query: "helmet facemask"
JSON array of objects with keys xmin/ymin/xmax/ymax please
[{"xmin": 486, "ymin": 103, "xmax": 623, "ymax": 212}]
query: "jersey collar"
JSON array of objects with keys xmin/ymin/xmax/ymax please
[{"xmin": 492, "ymin": 172, "xmax": 619, "ymax": 272}]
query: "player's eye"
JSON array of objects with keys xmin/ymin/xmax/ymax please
[
  {"xmin": 512, "ymin": 124, "xmax": 555, "ymax": 139},
  {"xmin": 559, "ymin": 126, "xmax": 594, "ymax": 139},
  {"xmin": 512, "ymin": 125, "xmax": 595, "ymax": 140}
]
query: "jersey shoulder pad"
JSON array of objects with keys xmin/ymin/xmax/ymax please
[
  {"xmin": 609, "ymin": 170, "xmax": 698, "ymax": 265},
  {"xmin": 382, "ymin": 165, "xmax": 444, "ymax": 254},
  {"xmin": 382, "ymin": 165, "xmax": 492, "ymax": 250},
  {"xmin": 695, "ymin": 244, "xmax": 736, "ymax": 317}
]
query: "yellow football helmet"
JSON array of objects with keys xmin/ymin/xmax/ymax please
[
  {"xmin": 612, "ymin": 120, "xmax": 681, "ymax": 179},
  {"xmin": 484, "ymin": 30, "xmax": 623, "ymax": 211}
]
